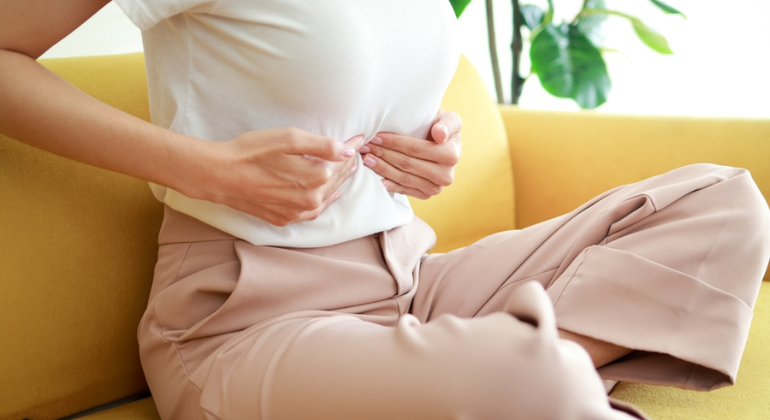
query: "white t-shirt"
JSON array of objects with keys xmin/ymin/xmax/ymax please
[{"xmin": 114, "ymin": 0, "xmax": 460, "ymax": 247}]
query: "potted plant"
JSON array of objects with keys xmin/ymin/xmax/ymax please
[{"xmin": 449, "ymin": 0, "xmax": 685, "ymax": 109}]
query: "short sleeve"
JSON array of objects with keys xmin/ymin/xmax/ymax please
[{"xmin": 113, "ymin": 0, "xmax": 218, "ymax": 30}]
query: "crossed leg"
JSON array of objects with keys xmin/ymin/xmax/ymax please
[{"xmin": 414, "ymin": 164, "xmax": 770, "ymax": 389}]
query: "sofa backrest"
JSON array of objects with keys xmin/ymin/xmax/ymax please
[{"xmin": 0, "ymin": 53, "xmax": 515, "ymax": 418}]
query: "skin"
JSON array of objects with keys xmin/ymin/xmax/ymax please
[
  {"xmin": 362, "ymin": 111, "xmax": 462, "ymax": 200},
  {"xmin": 0, "ymin": 0, "xmax": 629, "ymax": 368}
]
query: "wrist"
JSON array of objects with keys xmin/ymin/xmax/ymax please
[{"xmin": 159, "ymin": 133, "xmax": 220, "ymax": 202}]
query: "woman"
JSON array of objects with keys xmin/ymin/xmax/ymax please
[{"xmin": 1, "ymin": 1, "xmax": 768, "ymax": 419}]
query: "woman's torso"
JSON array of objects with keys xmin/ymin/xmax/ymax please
[{"xmin": 117, "ymin": 0, "xmax": 460, "ymax": 247}]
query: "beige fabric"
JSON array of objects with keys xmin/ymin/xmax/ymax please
[{"xmin": 139, "ymin": 164, "xmax": 769, "ymax": 420}]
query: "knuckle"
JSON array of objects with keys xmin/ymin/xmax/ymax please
[
  {"xmin": 322, "ymin": 137, "xmax": 336, "ymax": 158},
  {"xmin": 304, "ymin": 209, "xmax": 322, "ymax": 221},
  {"xmin": 447, "ymin": 151, "xmax": 460, "ymax": 165},
  {"xmin": 301, "ymin": 195, "xmax": 323, "ymax": 210},
  {"xmin": 285, "ymin": 127, "xmax": 302, "ymax": 141},
  {"xmin": 320, "ymin": 166, "xmax": 335, "ymax": 182},
  {"xmin": 438, "ymin": 151, "xmax": 459, "ymax": 168},
  {"xmin": 442, "ymin": 171, "xmax": 455, "ymax": 187},
  {"xmin": 271, "ymin": 217, "xmax": 290, "ymax": 227},
  {"xmin": 307, "ymin": 177, "xmax": 326, "ymax": 188},
  {"xmin": 439, "ymin": 172, "xmax": 455, "ymax": 187},
  {"xmin": 399, "ymin": 158, "xmax": 413, "ymax": 171},
  {"xmin": 399, "ymin": 172, "xmax": 413, "ymax": 187},
  {"xmin": 286, "ymin": 209, "xmax": 305, "ymax": 223},
  {"xmin": 408, "ymin": 145, "xmax": 422, "ymax": 157},
  {"xmin": 307, "ymin": 168, "xmax": 333, "ymax": 188}
]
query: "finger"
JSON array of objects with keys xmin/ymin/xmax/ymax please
[
  {"xmin": 381, "ymin": 179, "xmax": 433, "ymax": 200},
  {"xmin": 362, "ymin": 153, "xmax": 442, "ymax": 196},
  {"xmin": 366, "ymin": 143, "xmax": 453, "ymax": 187},
  {"xmin": 284, "ymin": 129, "xmax": 359, "ymax": 162},
  {"xmin": 297, "ymin": 190, "xmax": 342, "ymax": 222},
  {"xmin": 371, "ymin": 133, "xmax": 459, "ymax": 167},
  {"xmin": 241, "ymin": 187, "xmax": 343, "ymax": 226},
  {"xmin": 429, "ymin": 111, "xmax": 462, "ymax": 144},
  {"xmin": 344, "ymin": 134, "xmax": 366, "ymax": 149},
  {"xmin": 325, "ymin": 159, "xmax": 358, "ymax": 198}
]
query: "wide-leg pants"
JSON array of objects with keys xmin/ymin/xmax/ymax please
[{"xmin": 138, "ymin": 164, "xmax": 770, "ymax": 420}]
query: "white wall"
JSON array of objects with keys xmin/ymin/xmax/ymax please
[
  {"xmin": 42, "ymin": 0, "xmax": 770, "ymax": 118},
  {"xmin": 41, "ymin": 3, "xmax": 143, "ymax": 59},
  {"xmin": 460, "ymin": 0, "xmax": 770, "ymax": 117}
]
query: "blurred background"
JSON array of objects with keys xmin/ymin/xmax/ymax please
[{"xmin": 42, "ymin": 0, "xmax": 770, "ymax": 118}]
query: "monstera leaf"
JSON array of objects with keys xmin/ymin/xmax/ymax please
[{"xmin": 530, "ymin": 23, "xmax": 610, "ymax": 109}]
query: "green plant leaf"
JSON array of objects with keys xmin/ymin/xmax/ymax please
[
  {"xmin": 530, "ymin": 24, "xmax": 611, "ymax": 109},
  {"xmin": 448, "ymin": 0, "xmax": 472, "ymax": 18},
  {"xmin": 649, "ymin": 0, "xmax": 686, "ymax": 18},
  {"xmin": 576, "ymin": 0, "xmax": 607, "ymax": 46},
  {"xmin": 630, "ymin": 18, "xmax": 673, "ymax": 54},
  {"xmin": 520, "ymin": 4, "xmax": 545, "ymax": 30},
  {"xmin": 544, "ymin": 0, "xmax": 555, "ymax": 24},
  {"xmin": 581, "ymin": 8, "xmax": 675, "ymax": 55}
]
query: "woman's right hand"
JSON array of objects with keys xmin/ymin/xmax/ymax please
[
  {"xmin": 175, "ymin": 129, "xmax": 365, "ymax": 226},
  {"xmin": 1, "ymin": 1, "xmax": 362, "ymax": 227}
]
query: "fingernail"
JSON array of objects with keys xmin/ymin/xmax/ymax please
[
  {"xmin": 343, "ymin": 147, "xmax": 355, "ymax": 158},
  {"xmin": 370, "ymin": 136, "xmax": 382, "ymax": 145},
  {"xmin": 332, "ymin": 191, "xmax": 342, "ymax": 201},
  {"xmin": 363, "ymin": 156, "xmax": 376, "ymax": 168},
  {"xmin": 359, "ymin": 145, "xmax": 370, "ymax": 154},
  {"xmin": 350, "ymin": 164, "xmax": 358, "ymax": 173},
  {"xmin": 382, "ymin": 180, "xmax": 393, "ymax": 191}
]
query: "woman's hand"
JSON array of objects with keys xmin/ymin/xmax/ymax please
[
  {"xmin": 360, "ymin": 110, "xmax": 462, "ymax": 199},
  {"xmin": 176, "ymin": 129, "xmax": 364, "ymax": 226}
]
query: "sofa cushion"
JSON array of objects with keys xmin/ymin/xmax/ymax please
[{"xmin": 411, "ymin": 55, "xmax": 515, "ymax": 253}]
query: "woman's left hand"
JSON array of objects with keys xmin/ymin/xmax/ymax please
[{"xmin": 360, "ymin": 110, "xmax": 462, "ymax": 199}]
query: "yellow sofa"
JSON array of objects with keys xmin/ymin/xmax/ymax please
[{"xmin": 1, "ymin": 53, "xmax": 768, "ymax": 420}]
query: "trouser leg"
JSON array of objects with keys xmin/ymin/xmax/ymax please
[
  {"xmin": 415, "ymin": 164, "xmax": 770, "ymax": 390},
  {"xmin": 194, "ymin": 283, "xmax": 641, "ymax": 420}
]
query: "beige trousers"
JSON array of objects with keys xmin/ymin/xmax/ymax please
[{"xmin": 139, "ymin": 164, "xmax": 770, "ymax": 420}]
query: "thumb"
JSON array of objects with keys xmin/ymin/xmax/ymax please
[{"xmin": 431, "ymin": 123, "xmax": 449, "ymax": 144}]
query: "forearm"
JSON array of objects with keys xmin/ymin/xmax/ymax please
[{"xmin": 0, "ymin": 49, "xmax": 201, "ymax": 191}]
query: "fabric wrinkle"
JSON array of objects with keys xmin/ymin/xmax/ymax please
[{"xmin": 137, "ymin": 164, "xmax": 768, "ymax": 419}]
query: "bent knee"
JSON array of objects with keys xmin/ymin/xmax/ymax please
[{"xmin": 418, "ymin": 313, "xmax": 613, "ymax": 418}]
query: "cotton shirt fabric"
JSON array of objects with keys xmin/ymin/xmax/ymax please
[{"xmin": 114, "ymin": 0, "xmax": 460, "ymax": 247}]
